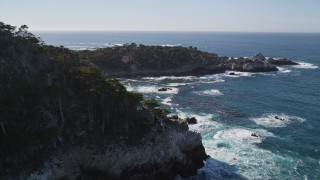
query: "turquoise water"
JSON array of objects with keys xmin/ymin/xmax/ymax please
[{"xmin": 35, "ymin": 31, "xmax": 320, "ymax": 179}]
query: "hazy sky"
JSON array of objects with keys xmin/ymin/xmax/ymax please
[{"xmin": 1, "ymin": 0, "xmax": 320, "ymax": 32}]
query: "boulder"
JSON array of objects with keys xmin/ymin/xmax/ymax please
[
  {"xmin": 186, "ymin": 117, "xmax": 197, "ymax": 124},
  {"xmin": 158, "ymin": 87, "xmax": 172, "ymax": 91},
  {"xmin": 171, "ymin": 115, "xmax": 179, "ymax": 119}
]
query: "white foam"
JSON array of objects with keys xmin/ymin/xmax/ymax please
[
  {"xmin": 277, "ymin": 66, "xmax": 292, "ymax": 73},
  {"xmin": 193, "ymin": 89, "xmax": 223, "ymax": 96},
  {"xmin": 174, "ymin": 109, "xmax": 222, "ymax": 132},
  {"xmin": 199, "ymin": 74, "xmax": 220, "ymax": 79},
  {"xmin": 142, "ymin": 76, "xmax": 196, "ymax": 81},
  {"xmin": 224, "ymin": 71, "xmax": 254, "ymax": 78},
  {"xmin": 250, "ymin": 113, "xmax": 305, "ymax": 128},
  {"xmin": 199, "ymin": 76, "xmax": 226, "ymax": 83},
  {"xmin": 126, "ymin": 79, "xmax": 138, "ymax": 82},
  {"xmin": 293, "ymin": 62, "xmax": 318, "ymax": 69},
  {"xmin": 173, "ymin": 110, "xmax": 301, "ymax": 179},
  {"xmin": 213, "ymin": 128, "xmax": 274, "ymax": 144},
  {"xmin": 125, "ymin": 85, "xmax": 179, "ymax": 94},
  {"xmin": 213, "ymin": 78, "xmax": 226, "ymax": 83},
  {"xmin": 167, "ymin": 83, "xmax": 190, "ymax": 87},
  {"xmin": 200, "ymin": 127, "xmax": 294, "ymax": 179},
  {"xmin": 203, "ymin": 89, "xmax": 223, "ymax": 96},
  {"xmin": 161, "ymin": 96, "xmax": 173, "ymax": 106}
]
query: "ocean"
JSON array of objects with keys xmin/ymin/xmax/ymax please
[{"xmin": 34, "ymin": 31, "xmax": 320, "ymax": 179}]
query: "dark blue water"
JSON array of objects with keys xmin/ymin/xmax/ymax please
[{"xmin": 34, "ymin": 31, "xmax": 320, "ymax": 179}]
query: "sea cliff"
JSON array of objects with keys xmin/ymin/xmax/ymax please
[
  {"xmin": 0, "ymin": 22, "xmax": 299, "ymax": 179},
  {"xmin": 0, "ymin": 22, "xmax": 207, "ymax": 179}
]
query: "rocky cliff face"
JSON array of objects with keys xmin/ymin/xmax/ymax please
[
  {"xmin": 29, "ymin": 120, "xmax": 208, "ymax": 180},
  {"xmin": 0, "ymin": 22, "xmax": 208, "ymax": 179},
  {"xmin": 225, "ymin": 58, "xmax": 278, "ymax": 72}
]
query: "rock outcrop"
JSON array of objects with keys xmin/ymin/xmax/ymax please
[
  {"xmin": 186, "ymin": 117, "xmax": 197, "ymax": 124},
  {"xmin": 81, "ymin": 45, "xmax": 297, "ymax": 78},
  {"xmin": 267, "ymin": 57, "xmax": 299, "ymax": 65},
  {"xmin": 29, "ymin": 120, "xmax": 208, "ymax": 180},
  {"xmin": 0, "ymin": 22, "xmax": 208, "ymax": 179},
  {"xmin": 225, "ymin": 57, "xmax": 278, "ymax": 72},
  {"xmin": 252, "ymin": 52, "xmax": 266, "ymax": 61}
]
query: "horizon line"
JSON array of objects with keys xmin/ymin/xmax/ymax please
[{"xmin": 30, "ymin": 29, "xmax": 320, "ymax": 34}]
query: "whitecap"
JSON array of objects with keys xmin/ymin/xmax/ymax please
[
  {"xmin": 213, "ymin": 78, "xmax": 226, "ymax": 83},
  {"xmin": 199, "ymin": 75, "xmax": 226, "ymax": 83},
  {"xmin": 200, "ymin": 74, "xmax": 221, "ymax": 79},
  {"xmin": 213, "ymin": 128, "xmax": 274, "ymax": 144},
  {"xmin": 277, "ymin": 66, "xmax": 292, "ymax": 73},
  {"xmin": 125, "ymin": 85, "xmax": 179, "ymax": 94},
  {"xmin": 193, "ymin": 89, "xmax": 223, "ymax": 96},
  {"xmin": 167, "ymin": 83, "xmax": 190, "ymax": 87},
  {"xmin": 173, "ymin": 111, "xmax": 301, "ymax": 179},
  {"xmin": 126, "ymin": 79, "xmax": 138, "ymax": 82},
  {"xmin": 201, "ymin": 127, "xmax": 298, "ymax": 179},
  {"xmin": 203, "ymin": 89, "xmax": 223, "ymax": 96},
  {"xmin": 250, "ymin": 113, "xmax": 305, "ymax": 128},
  {"xmin": 161, "ymin": 96, "xmax": 173, "ymax": 106},
  {"xmin": 173, "ymin": 109, "xmax": 222, "ymax": 132},
  {"xmin": 142, "ymin": 76, "xmax": 196, "ymax": 81},
  {"xmin": 293, "ymin": 62, "xmax": 318, "ymax": 69},
  {"xmin": 224, "ymin": 71, "xmax": 254, "ymax": 78}
]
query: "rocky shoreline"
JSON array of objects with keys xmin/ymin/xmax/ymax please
[
  {"xmin": 0, "ymin": 23, "xmax": 209, "ymax": 180},
  {"xmin": 0, "ymin": 23, "xmax": 300, "ymax": 180},
  {"xmin": 28, "ymin": 116, "xmax": 208, "ymax": 180},
  {"xmin": 95, "ymin": 51, "xmax": 299, "ymax": 78}
]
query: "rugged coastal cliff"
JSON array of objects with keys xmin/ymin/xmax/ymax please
[
  {"xmin": 78, "ymin": 44, "xmax": 298, "ymax": 78},
  {"xmin": 0, "ymin": 22, "xmax": 299, "ymax": 179},
  {"xmin": 0, "ymin": 22, "xmax": 207, "ymax": 179}
]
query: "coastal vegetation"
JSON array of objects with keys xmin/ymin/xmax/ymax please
[
  {"xmin": 0, "ymin": 22, "xmax": 208, "ymax": 179},
  {"xmin": 0, "ymin": 21, "xmax": 299, "ymax": 179},
  {"xmin": 78, "ymin": 43, "xmax": 297, "ymax": 78}
]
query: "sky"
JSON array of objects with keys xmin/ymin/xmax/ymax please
[{"xmin": 1, "ymin": 0, "xmax": 320, "ymax": 32}]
